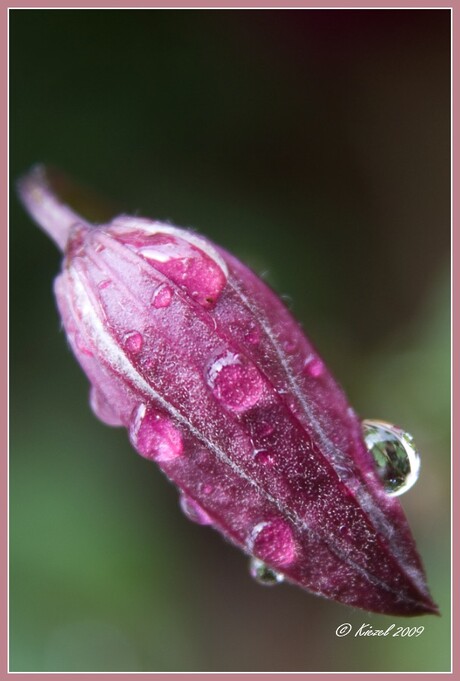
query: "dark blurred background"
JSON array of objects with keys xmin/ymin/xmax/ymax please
[{"xmin": 9, "ymin": 9, "xmax": 451, "ymax": 672}]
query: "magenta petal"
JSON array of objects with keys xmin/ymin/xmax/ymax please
[{"xmin": 19, "ymin": 167, "xmax": 438, "ymax": 616}]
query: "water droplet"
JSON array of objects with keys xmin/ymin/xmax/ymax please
[
  {"xmin": 151, "ymin": 283, "xmax": 173, "ymax": 309},
  {"xmin": 136, "ymin": 233, "xmax": 227, "ymax": 309},
  {"xmin": 179, "ymin": 494, "xmax": 213, "ymax": 525},
  {"xmin": 206, "ymin": 351, "xmax": 264, "ymax": 413},
  {"xmin": 259, "ymin": 421, "xmax": 274, "ymax": 437},
  {"xmin": 75, "ymin": 332, "xmax": 93, "ymax": 357},
  {"xmin": 89, "ymin": 387, "xmax": 123, "ymax": 426},
  {"xmin": 123, "ymin": 331, "xmax": 143, "ymax": 354},
  {"xmin": 283, "ymin": 338, "xmax": 297, "ymax": 353},
  {"xmin": 129, "ymin": 404, "xmax": 183, "ymax": 462},
  {"xmin": 247, "ymin": 519, "xmax": 296, "ymax": 568},
  {"xmin": 201, "ymin": 483, "xmax": 214, "ymax": 495},
  {"xmin": 254, "ymin": 450, "xmax": 274, "ymax": 467},
  {"xmin": 249, "ymin": 557, "xmax": 284, "ymax": 586},
  {"xmin": 303, "ymin": 355, "xmax": 324, "ymax": 377},
  {"xmin": 362, "ymin": 419, "xmax": 421, "ymax": 496},
  {"xmin": 245, "ymin": 324, "xmax": 261, "ymax": 345}
]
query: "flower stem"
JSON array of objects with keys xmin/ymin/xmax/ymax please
[{"xmin": 17, "ymin": 165, "xmax": 90, "ymax": 252}]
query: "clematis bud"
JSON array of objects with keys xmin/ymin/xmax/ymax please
[{"xmin": 19, "ymin": 166, "xmax": 438, "ymax": 616}]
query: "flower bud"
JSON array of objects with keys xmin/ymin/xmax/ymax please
[{"xmin": 18, "ymin": 166, "xmax": 437, "ymax": 616}]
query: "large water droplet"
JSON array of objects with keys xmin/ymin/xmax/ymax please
[
  {"xmin": 247, "ymin": 519, "xmax": 296, "ymax": 568},
  {"xmin": 362, "ymin": 419, "xmax": 421, "ymax": 496},
  {"xmin": 179, "ymin": 494, "xmax": 213, "ymax": 525},
  {"xmin": 206, "ymin": 351, "xmax": 264, "ymax": 413},
  {"xmin": 249, "ymin": 557, "xmax": 284, "ymax": 586},
  {"xmin": 129, "ymin": 404, "xmax": 183, "ymax": 462},
  {"xmin": 132, "ymin": 232, "xmax": 227, "ymax": 309}
]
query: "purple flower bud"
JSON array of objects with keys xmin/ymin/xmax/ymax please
[{"xmin": 19, "ymin": 166, "xmax": 437, "ymax": 616}]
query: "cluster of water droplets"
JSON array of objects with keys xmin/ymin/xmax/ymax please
[
  {"xmin": 95, "ymin": 222, "xmax": 422, "ymax": 589},
  {"xmin": 245, "ymin": 419, "xmax": 422, "ymax": 588}
]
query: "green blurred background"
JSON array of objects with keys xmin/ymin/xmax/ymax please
[{"xmin": 9, "ymin": 9, "xmax": 451, "ymax": 672}]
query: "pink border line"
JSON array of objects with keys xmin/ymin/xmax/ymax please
[
  {"xmin": 4, "ymin": 2, "xmax": 455, "ymax": 680},
  {"xmin": 1, "ymin": 2, "xmax": 457, "ymax": 8}
]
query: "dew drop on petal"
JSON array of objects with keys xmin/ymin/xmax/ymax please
[
  {"xmin": 89, "ymin": 386, "xmax": 123, "ymax": 427},
  {"xmin": 249, "ymin": 557, "xmax": 284, "ymax": 586},
  {"xmin": 123, "ymin": 331, "xmax": 143, "ymax": 354},
  {"xmin": 247, "ymin": 519, "xmax": 296, "ymax": 568},
  {"xmin": 283, "ymin": 338, "xmax": 297, "ymax": 353},
  {"xmin": 303, "ymin": 355, "xmax": 324, "ymax": 377},
  {"xmin": 75, "ymin": 332, "xmax": 93, "ymax": 357},
  {"xmin": 206, "ymin": 351, "xmax": 264, "ymax": 413},
  {"xmin": 254, "ymin": 450, "xmax": 274, "ymax": 467},
  {"xmin": 259, "ymin": 421, "xmax": 274, "ymax": 437},
  {"xmin": 129, "ymin": 404, "xmax": 183, "ymax": 462},
  {"xmin": 179, "ymin": 494, "xmax": 213, "ymax": 525},
  {"xmin": 362, "ymin": 419, "xmax": 421, "ymax": 496},
  {"xmin": 151, "ymin": 283, "xmax": 173, "ymax": 309},
  {"xmin": 136, "ymin": 233, "xmax": 227, "ymax": 309},
  {"xmin": 245, "ymin": 324, "xmax": 261, "ymax": 345}
]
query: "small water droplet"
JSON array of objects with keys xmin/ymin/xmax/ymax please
[
  {"xmin": 247, "ymin": 519, "xmax": 296, "ymax": 568},
  {"xmin": 151, "ymin": 283, "xmax": 173, "ymax": 309},
  {"xmin": 254, "ymin": 450, "xmax": 274, "ymax": 467},
  {"xmin": 123, "ymin": 331, "xmax": 143, "ymax": 354},
  {"xmin": 259, "ymin": 421, "xmax": 274, "ymax": 437},
  {"xmin": 201, "ymin": 483, "xmax": 214, "ymax": 495},
  {"xmin": 206, "ymin": 351, "xmax": 264, "ymax": 413},
  {"xmin": 245, "ymin": 324, "xmax": 261, "ymax": 345},
  {"xmin": 362, "ymin": 419, "xmax": 421, "ymax": 496},
  {"xmin": 75, "ymin": 332, "xmax": 93, "ymax": 357},
  {"xmin": 283, "ymin": 338, "xmax": 297, "ymax": 353},
  {"xmin": 129, "ymin": 404, "xmax": 183, "ymax": 462},
  {"xmin": 249, "ymin": 557, "xmax": 284, "ymax": 586},
  {"xmin": 89, "ymin": 387, "xmax": 123, "ymax": 426},
  {"xmin": 179, "ymin": 494, "xmax": 213, "ymax": 525},
  {"xmin": 303, "ymin": 355, "xmax": 324, "ymax": 377}
]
